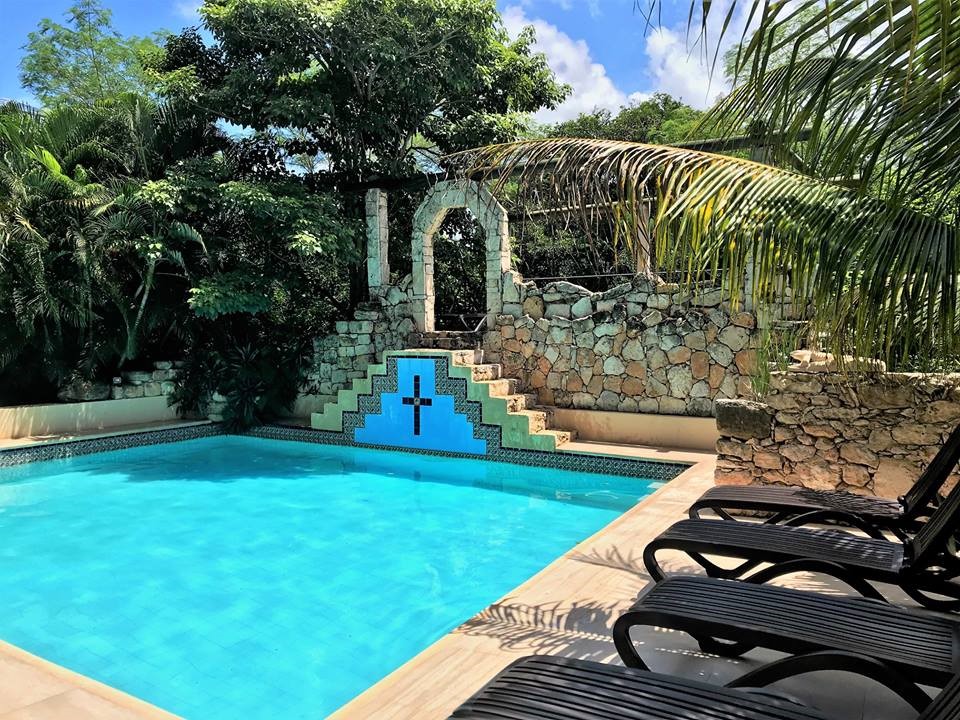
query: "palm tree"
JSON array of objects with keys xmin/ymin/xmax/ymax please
[
  {"xmin": 0, "ymin": 98, "xmax": 200, "ymax": 387},
  {"xmin": 446, "ymin": 1, "xmax": 960, "ymax": 369}
]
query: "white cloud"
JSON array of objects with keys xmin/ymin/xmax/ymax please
[
  {"xmin": 642, "ymin": 26, "xmax": 729, "ymax": 110},
  {"xmin": 643, "ymin": 0, "xmax": 765, "ymax": 109},
  {"xmin": 502, "ymin": 6, "xmax": 628, "ymax": 123},
  {"xmin": 175, "ymin": 0, "xmax": 203, "ymax": 19},
  {"xmin": 504, "ymin": 0, "xmax": 760, "ymax": 120}
]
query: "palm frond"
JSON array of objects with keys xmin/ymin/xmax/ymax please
[
  {"xmin": 446, "ymin": 136, "xmax": 960, "ymax": 365},
  {"xmin": 690, "ymin": 1, "xmax": 960, "ymax": 212}
]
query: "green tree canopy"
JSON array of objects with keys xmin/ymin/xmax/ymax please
[
  {"xmin": 149, "ymin": 0, "xmax": 568, "ymax": 181},
  {"xmin": 19, "ymin": 0, "xmax": 161, "ymax": 106},
  {"xmin": 551, "ymin": 93, "xmax": 703, "ymax": 145}
]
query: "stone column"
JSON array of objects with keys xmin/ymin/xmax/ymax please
[
  {"xmin": 365, "ymin": 188, "xmax": 390, "ymax": 297},
  {"xmin": 484, "ymin": 211, "xmax": 510, "ymax": 327},
  {"xmin": 411, "ymin": 218, "xmax": 437, "ymax": 333}
]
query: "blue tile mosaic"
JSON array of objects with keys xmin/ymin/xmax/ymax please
[
  {"xmin": 259, "ymin": 354, "xmax": 689, "ymax": 482},
  {"xmin": 0, "ymin": 355, "xmax": 689, "ymax": 483},
  {"xmin": 355, "ymin": 358, "xmax": 486, "ymax": 455}
]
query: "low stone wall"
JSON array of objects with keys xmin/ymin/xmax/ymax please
[
  {"xmin": 307, "ymin": 277, "xmax": 417, "ymax": 402},
  {"xmin": 715, "ymin": 372, "xmax": 960, "ymax": 498},
  {"xmin": 487, "ymin": 273, "xmax": 759, "ymax": 416},
  {"xmin": 118, "ymin": 361, "xmax": 182, "ymax": 399},
  {"xmin": 52, "ymin": 360, "xmax": 182, "ymax": 403}
]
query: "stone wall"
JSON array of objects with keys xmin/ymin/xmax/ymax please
[
  {"xmin": 306, "ymin": 277, "xmax": 417, "ymax": 403},
  {"xmin": 309, "ymin": 182, "xmax": 761, "ymax": 418},
  {"xmin": 487, "ymin": 272, "xmax": 760, "ymax": 416},
  {"xmin": 715, "ymin": 372, "xmax": 960, "ymax": 498},
  {"xmin": 118, "ymin": 361, "xmax": 182, "ymax": 399},
  {"xmin": 55, "ymin": 360, "xmax": 182, "ymax": 403}
]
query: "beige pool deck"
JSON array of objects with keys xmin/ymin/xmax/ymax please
[{"xmin": 0, "ymin": 431, "xmax": 919, "ymax": 720}]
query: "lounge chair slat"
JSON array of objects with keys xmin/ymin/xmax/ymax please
[
  {"xmin": 619, "ymin": 576, "xmax": 956, "ymax": 681},
  {"xmin": 921, "ymin": 674, "xmax": 960, "ymax": 720},
  {"xmin": 693, "ymin": 485, "xmax": 903, "ymax": 518},
  {"xmin": 449, "ymin": 656, "xmax": 832, "ymax": 719},
  {"xmin": 650, "ymin": 519, "xmax": 903, "ymax": 572}
]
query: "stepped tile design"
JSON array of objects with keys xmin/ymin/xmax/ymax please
[
  {"xmin": 313, "ymin": 350, "xmax": 575, "ymax": 454},
  {"xmin": 301, "ymin": 350, "xmax": 689, "ymax": 483},
  {"xmin": 354, "ymin": 356, "xmax": 486, "ymax": 455}
]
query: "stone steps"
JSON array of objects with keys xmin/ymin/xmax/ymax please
[
  {"xmin": 312, "ymin": 349, "xmax": 578, "ymax": 450},
  {"xmin": 449, "ymin": 350, "xmax": 576, "ymax": 447},
  {"xmin": 409, "ymin": 331, "xmax": 482, "ymax": 351}
]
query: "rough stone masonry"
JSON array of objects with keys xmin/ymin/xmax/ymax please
[
  {"xmin": 487, "ymin": 271, "xmax": 760, "ymax": 416},
  {"xmin": 714, "ymin": 372, "xmax": 960, "ymax": 498}
]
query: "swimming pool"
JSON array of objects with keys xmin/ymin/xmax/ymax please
[{"xmin": 0, "ymin": 436, "xmax": 666, "ymax": 718}]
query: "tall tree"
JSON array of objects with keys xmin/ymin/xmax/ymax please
[
  {"xmin": 150, "ymin": 0, "xmax": 568, "ymax": 303},
  {"xmin": 552, "ymin": 93, "xmax": 703, "ymax": 145},
  {"xmin": 19, "ymin": 0, "xmax": 160, "ymax": 106}
]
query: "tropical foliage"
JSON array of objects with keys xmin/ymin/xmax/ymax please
[
  {"xmin": 19, "ymin": 0, "xmax": 161, "ymax": 105},
  {"xmin": 1, "ymin": 0, "xmax": 566, "ymax": 422},
  {"xmin": 452, "ymin": 1, "xmax": 960, "ymax": 369},
  {"xmin": 149, "ymin": 0, "xmax": 568, "ymax": 306}
]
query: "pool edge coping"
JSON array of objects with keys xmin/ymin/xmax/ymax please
[{"xmin": 0, "ymin": 638, "xmax": 179, "ymax": 719}]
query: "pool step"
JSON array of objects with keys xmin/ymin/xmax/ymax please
[{"xmin": 446, "ymin": 353, "xmax": 577, "ymax": 449}]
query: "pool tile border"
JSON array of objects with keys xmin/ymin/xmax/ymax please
[
  {"xmin": 0, "ymin": 423, "xmax": 226, "ymax": 467},
  {"xmin": 0, "ymin": 420, "xmax": 686, "ymax": 481},
  {"xmin": 250, "ymin": 422, "xmax": 685, "ymax": 481},
  {"xmin": 248, "ymin": 355, "xmax": 688, "ymax": 482},
  {"xmin": 0, "ymin": 356, "xmax": 688, "ymax": 482}
]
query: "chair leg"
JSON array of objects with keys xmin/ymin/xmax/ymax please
[
  {"xmin": 902, "ymin": 576, "xmax": 960, "ymax": 612},
  {"xmin": 725, "ymin": 650, "xmax": 932, "ymax": 713},
  {"xmin": 694, "ymin": 634, "xmax": 755, "ymax": 658},
  {"xmin": 612, "ymin": 610, "xmax": 653, "ymax": 670},
  {"xmin": 644, "ymin": 539, "xmax": 763, "ymax": 582},
  {"xmin": 613, "ymin": 608, "xmax": 758, "ymax": 670}
]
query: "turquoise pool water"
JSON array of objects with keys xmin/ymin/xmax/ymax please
[{"xmin": 0, "ymin": 436, "xmax": 665, "ymax": 718}]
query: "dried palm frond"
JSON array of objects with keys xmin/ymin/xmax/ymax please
[{"xmin": 445, "ymin": 136, "xmax": 959, "ymax": 366}]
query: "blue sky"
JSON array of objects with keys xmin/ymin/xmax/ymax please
[{"xmin": 0, "ymin": 0, "xmax": 741, "ymax": 118}]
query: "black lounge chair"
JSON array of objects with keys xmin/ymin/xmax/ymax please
[
  {"xmin": 644, "ymin": 470, "xmax": 960, "ymax": 611},
  {"xmin": 449, "ymin": 655, "xmax": 960, "ymax": 720},
  {"xmin": 690, "ymin": 423, "xmax": 960, "ymax": 540},
  {"xmin": 613, "ymin": 575, "xmax": 959, "ymax": 711}
]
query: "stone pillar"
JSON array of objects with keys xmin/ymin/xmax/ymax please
[
  {"xmin": 365, "ymin": 188, "xmax": 389, "ymax": 297},
  {"xmin": 484, "ymin": 208, "xmax": 510, "ymax": 328},
  {"xmin": 411, "ymin": 227, "xmax": 436, "ymax": 332}
]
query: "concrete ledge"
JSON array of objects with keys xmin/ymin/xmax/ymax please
[
  {"xmin": 0, "ymin": 396, "xmax": 180, "ymax": 440},
  {"xmin": 550, "ymin": 408, "xmax": 719, "ymax": 452},
  {"xmin": 0, "ymin": 639, "xmax": 179, "ymax": 718}
]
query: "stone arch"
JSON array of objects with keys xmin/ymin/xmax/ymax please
[{"xmin": 410, "ymin": 180, "xmax": 510, "ymax": 332}]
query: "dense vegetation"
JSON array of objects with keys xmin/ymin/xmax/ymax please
[
  {"xmin": 456, "ymin": 2, "xmax": 960, "ymax": 371},
  {"xmin": 6, "ymin": 0, "xmax": 695, "ymax": 421}
]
